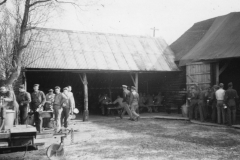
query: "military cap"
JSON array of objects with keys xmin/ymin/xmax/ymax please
[
  {"xmin": 131, "ymin": 86, "xmax": 136, "ymax": 90},
  {"xmin": 122, "ymin": 85, "xmax": 128, "ymax": 88},
  {"xmin": 49, "ymin": 89, "xmax": 53, "ymax": 92},
  {"xmin": 19, "ymin": 84, "xmax": 25, "ymax": 89},
  {"xmin": 213, "ymin": 85, "xmax": 218, "ymax": 89},
  {"xmin": 55, "ymin": 86, "xmax": 60, "ymax": 89},
  {"xmin": 219, "ymin": 83, "xmax": 224, "ymax": 87},
  {"xmin": 33, "ymin": 84, "xmax": 39, "ymax": 87},
  {"xmin": 63, "ymin": 87, "xmax": 68, "ymax": 90},
  {"xmin": 228, "ymin": 82, "xmax": 233, "ymax": 87},
  {"xmin": 0, "ymin": 86, "xmax": 6, "ymax": 91}
]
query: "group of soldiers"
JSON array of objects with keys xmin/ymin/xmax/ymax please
[
  {"xmin": 188, "ymin": 82, "xmax": 238, "ymax": 126},
  {"xmin": 0, "ymin": 84, "xmax": 75, "ymax": 133}
]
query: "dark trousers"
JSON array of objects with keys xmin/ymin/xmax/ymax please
[
  {"xmin": 211, "ymin": 102, "xmax": 217, "ymax": 123},
  {"xmin": 189, "ymin": 100, "xmax": 198, "ymax": 120},
  {"xmin": 19, "ymin": 105, "xmax": 28, "ymax": 124},
  {"xmin": 217, "ymin": 101, "xmax": 225, "ymax": 124},
  {"xmin": 198, "ymin": 100, "xmax": 205, "ymax": 122},
  {"xmin": 61, "ymin": 107, "xmax": 70, "ymax": 128},
  {"xmin": 32, "ymin": 103, "xmax": 42, "ymax": 132},
  {"xmin": 227, "ymin": 105, "xmax": 236, "ymax": 126}
]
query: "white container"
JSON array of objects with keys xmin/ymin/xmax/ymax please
[{"xmin": 5, "ymin": 110, "xmax": 15, "ymax": 129}]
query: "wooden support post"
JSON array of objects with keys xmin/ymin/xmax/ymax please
[
  {"xmin": 79, "ymin": 73, "xmax": 89, "ymax": 121},
  {"xmin": 23, "ymin": 72, "xmax": 27, "ymax": 90},
  {"xmin": 135, "ymin": 73, "xmax": 138, "ymax": 92},
  {"xmin": 216, "ymin": 62, "xmax": 219, "ymax": 85}
]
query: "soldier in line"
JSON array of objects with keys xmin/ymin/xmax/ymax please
[
  {"xmin": 225, "ymin": 82, "xmax": 239, "ymax": 126},
  {"xmin": 215, "ymin": 83, "xmax": 226, "ymax": 124},
  {"xmin": 188, "ymin": 85, "xmax": 199, "ymax": 120},
  {"xmin": 198, "ymin": 86, "xmax": 207, "ymax": 122},
  {"xmin": 17, "ymin": 85, "xmax": 31, "ymax": 124},
  {"xmin": 30, "ymin": 84, "xmax": 46, "ymax": 133},
  {"xmin": 67, "ymin": 86, "xmax": 75, "ymax": 114},
  {"xmin": 211, "ymin": 85, "xmax": 219, "ymax": 123}
]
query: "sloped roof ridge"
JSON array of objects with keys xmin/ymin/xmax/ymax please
[{"xmin": 34, "ymin": 27, "xmax": 157, "ymax": 39}]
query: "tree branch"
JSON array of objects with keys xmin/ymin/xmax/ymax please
[
  {"xmin": 0, "ymin": 0, "xmax": 7, "ymax": 6},
  {"xmin": 30, "ymin": 0, "xmax": 51, "ymax": 7}
]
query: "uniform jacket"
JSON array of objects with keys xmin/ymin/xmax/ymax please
[
  {"xmin": 17, "ymin": 91, "xmax": 31, "ymax": 108},
  {"xmin": 225, "ymin": 88, "xmax": 239, "ymax": 106},
  {"xmin": 123, "ymin": 90, "xmax": 131, "ymax": 104}
]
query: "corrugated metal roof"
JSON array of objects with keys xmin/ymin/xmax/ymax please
[{"xmin": 24, "ymin": 28, "xmax": 178, "ymax": 72}]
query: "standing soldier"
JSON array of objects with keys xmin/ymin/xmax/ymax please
[
  {"xmin": 120, "ymin": 85, "xmax": 133, "ymax": 120},
  {"xmin": 215, "ymin": 83, "xmax": 225, "ymax": 124},
  {"xmin": 30, "ymin": 84, "xmax": 46, "ymax": 133},
  {"xmin": 45, "ymin": 89, "xmax": 55, "ymax": 111},
  {"xmin": 67, "ymin": 86, "xmax": 75, "ymax": 113},
  {"xmin": 61, "ymin": 87, "xmax": 73, "ymax": 130},
  {"xmin": 17, "ymin": 85, "xmax": 31, "ymax": 125},
  {"xmin": 198, "ymin": 86, "xmax": 207, "ymax": 122},
  {"xmin": 211, "ymin": 85, "xmax": 218, "ymax": 123},
  {"xmin": 129, "ymin": 86, "xmax": 140, "ymax": 121},
  {"xmin": 225, "ymin": 82, "xmax": 239, "ymax": 126},
  {"xmin": 53, "ymin": 86, "xmax": 64, "ymax": 132},
  {"xmin": 188, "ymin": 85, "xmax": 199, "ymax": 120}
]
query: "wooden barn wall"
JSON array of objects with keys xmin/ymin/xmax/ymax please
[{"xmin": 186, "ymin": 63, "xmax": 211, "ymax": 90}]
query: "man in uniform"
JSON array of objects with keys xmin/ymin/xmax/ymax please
[
  {"xmin": 45, "ymin": 89, "xmax": 55, "ymax": 111},
  {"xmin": 129, "ymin": 86, "xmax": 140, "ymax": 121},
  {"xmin": 67, "ymin": 86, "xmax": 75, "ymax": 113},
  {"xmin": 225, "ymin": 82, "xmax": 239, "ymax": 126},
  {"xmin": 53, "ymin": 86, "xmax": 64, "ymax": 132},
  {"xmin": 198, "ymin": 86, "xmax": 207, "ymax": 122},
  {"xmin": 61, "ymin": 87, "xmax": 73, "ymax": 130},
  {"xmin": 120, "ymin": 85, "xmax": 133, "ymax": 120},
  {"xmin": 188, "ymin": 85, "xmax": 199, "ymax": 120},
  {"xmin": 30, "ymin": 84, "xmax": 46, "ymax": 132},
  {"xmin": 211, "ymin": 85, "xmax": 218, "ymax": 123},
  {"xmin": 17, "ymin": 85, "xmax": 31, "ymax": 124},
  {"xmin": 215, "ymin": 83, "xmax": 225, "ymax": 124}
]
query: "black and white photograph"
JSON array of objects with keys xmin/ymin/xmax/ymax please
[{"xmin": 0, "ymin": 0, "xmax": 240, "ymax": 159}]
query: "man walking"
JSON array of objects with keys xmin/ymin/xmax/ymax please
[
  {"xmin": 120, "ymin": 85, "xmax": 133, "ymax": 120},
  {"xmin": 225, "ymin": 82, "xmax": 239, "ymax": 126},
  {"xmin": 215, "ymin": 83, "xmax": 226, "ymax": 124},
  {"xmin": 30, "ymin": 84, "xmax": 46, "ymax": 133},
  {"xmin": 17, "ymin": 85, "xmax": 31, "ymax": 124},
  {"xmin": 53, "ymin": 86, "xmax": 64, "ymax": 132},
  {"xmin": 129, "ymin": 86, "xmax": 140, "ymax": 121}
]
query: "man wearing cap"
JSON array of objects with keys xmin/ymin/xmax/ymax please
[
  {"xmin": 67, "ymin": 86, "xmax": 75, "ymax": 113},
  {"xmin": 120, "ymin": 85, "xmax": 133, "ymax": 120},
  {"xmin": 45, "ymin": 89, "xmax": 55, "ymax": 111},
  {"xmin": 198, "ymin": 86, "xmax": 208, "ymax": 122},
  {"xmin": 17, "ymin": 85, "xmax": 31, "ymax": 124},
  {"xmin": 188, "ymin": 85, "xmax": 199, "ymax": 120},
  {"xmin": 129, "ymin": 86, "xmax": 140, "ymax": 121},
  {"xmin": 30, "ymin": 84, "xmax": 46, "ymax": 132},
  {"xmin": 215, "ymin": 83, "xmax": 226, "ymax": 124},
  {"xmin": 211, "ymin": 85, "xmax": 219, "ymax": 123},
  {"xmin": 53, "ymin": 86, "xmax": 64, "ymax": 132},
  {"xmin": 224, "ymin": 82, "xmax": 239, "ymax": 126},
  {"xmin": 61, "ymin": 87, "xmax": 73, "ymax": 129}
]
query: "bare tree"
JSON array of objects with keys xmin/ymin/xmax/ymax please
[{"xmin": 0, "ymin": 0, "xmax": 82, "ymax": 87}]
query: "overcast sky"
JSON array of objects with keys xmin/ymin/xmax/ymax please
[{"xmin": 46, "ymin": 0, "xmax": 240, "ymax": 44}]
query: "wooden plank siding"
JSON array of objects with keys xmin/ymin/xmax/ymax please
[{"xmin": 186, "ymin": 63, "xmax": 211, "ymax": 90}]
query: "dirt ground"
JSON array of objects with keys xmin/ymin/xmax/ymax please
[{"xmin": 1, "ymin": 118, "xmax": 240, "ymax": 160}]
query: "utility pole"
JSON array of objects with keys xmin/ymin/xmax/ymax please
[{"xmin": 150, "ymin": 27, "xmax": 159, "ymax": 37}]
